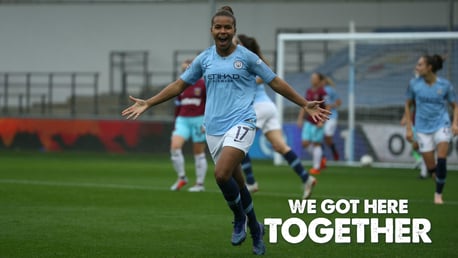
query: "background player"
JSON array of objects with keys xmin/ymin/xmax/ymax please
[
  {"xmin": 297, "ymin": 72, "xmax": 330, "ymax": 175},
  {"xmin": 235, "ymin": 34, "xmax": 317, "ymax": 199},
  {"xmin": 400, "ymin": 102, "xmax": 428, "ymax": 179},
  {"xmin": 404, "ymin": 54, "xmax": 458, "ymax": 204},
  {"xmin": 169, "ymin": 59, "xmax": 208, "ymax": 192},
  {"xmin": 322, "ymin": 76, "xmax": 341, "ymax": 161},
  {"xmin": 122, "ymin": 6, "xmax": 329, "ymax": 255}
]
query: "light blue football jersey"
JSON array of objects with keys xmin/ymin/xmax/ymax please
[
  {"xmin": 406, "ymin": 76, "xmax": 456, "ymax": 134},
  {"xmin": 254, "ymin": 82, "xmax": 272, "ymax": 103},
  {"xmin": 181, "ymin": 45, "xmax": 277, "ymax": 136},
  {"xmin": 324, "ymin": 85, "xmax": 340, "ymax": 120}
]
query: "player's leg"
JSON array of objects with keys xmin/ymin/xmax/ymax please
[
  {"xmin": 417, "ymin": 132, "xmax": 443, "ymax": 204},
  {"xmin": 411, "ymin": 141, "xmax": 423, "ymax": 165},
  {"xmin": 421, "ymin": 151, "xmax": 436, "ymax": 176},
  {"xmin": 324, "ymin": 118, "xmax": 339, "ymax": 160},
  {"xmin": 419, "ymin": 158, "xmax": 428, "ymax": 179},
  {"xmin": 170, "ymin": 135, "xmax": 188, "ymax": 190},
  {"xmin": 417, "ymin": 133, "xmax": 436, "ymax": 174},
  {"xmin": 233, "ymin": 161, "xmax": 264, "ymax": 254},
  {"xmin": 310, "ymin": 142, "xmax": 323, "ymax": 173},
  {"xmin": 241, "ymin": 153, "xmax": 258, "ymax": 192},
  {"xmin": 265, "ymin": 129, "xmax": 310, "ymax": 183},
  {"xmin": 220, "ymin": 125, "xmax": 264, "ymax": 253},
  {"xmin": 188, "ymin": 117, "xmax": 208, "ymax": 192},
  {"xmin": 434, "ymin": 141, "xmax": 448, "ymax": 203},
  {"xmin": 241, "ymin": 101, "xmax": 277, "ymax": 193},
  {"xmin": 301, "ymin": 122, "xmax": 313, "ymax": 154},
  {"xmin": 432, "ymin": 128, "xmax": 452, "ymax": 204},
  {"xmin": 208, "ymin": 125, "xmax": 260, "ymax": 248},
  {"xmin": 309, "ymin": 124, "xmax": 325, "ymax": 174},
  {"xmin": 214, "ymin": 146, "xmax": 248, "ymax": 245},
  {"xmin": 261, "ymin": 105, "xmax": 308, "ymax": 180},
  {"xmin": 233, "ymin": 153, "xmax": 266, "ymax": 255},
  {"xmin": 411, "ymin": 141, "xmax": 427, "ymax": 178},
  {"xmin": 302, "ymin": 125, "xmax": 319, "ymax": 174},
  {"xmin": 170, "ymin": 117, "xmax": 190, "ymax": 190},
  {"xmin": 411, "ymin": 127, "xmax": 425, "ymax": 176},
  {"xmin": 207, "ymin": 134, "xmax": 247, "ymax": 245},
  {"xmin": 188, "ymin": 141, "xmax": 207, "ymax": 192}
]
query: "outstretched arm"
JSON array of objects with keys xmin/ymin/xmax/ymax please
[
  {"xmin": 451, "ymin": 102, "xmax": 458, "ymax": 136},
  {"xmin": 333, "ymin": 98, "xmax": 342, "ymax": 109},
  {"xmin": 121, "ymin": 79, "xmax": 188, "ymax": 120},
  {"xmin": 268, "ymin": 76, "xmax": 330, "ymax": 122},
  {"xmin": 404, "ymin": 99, "xmax": 414, "ymax": 142}
]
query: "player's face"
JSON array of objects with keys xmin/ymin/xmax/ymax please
[
  {"xmin": 211, "ymin": 16, "xmax": 236, "ymax": 56},
  {"xmin": 310, "ymin": 73, "xmax": 321, "ymax": 87},
  {"xmin": 415, "ymin": 57, "xmax": 431, "ymax": 77}
]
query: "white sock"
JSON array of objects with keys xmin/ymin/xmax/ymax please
[
  {"xmin": 313, "ymin": 145, "xmax": 322, "ymax": 169},
  {"xmin": 171, "ymin": 149, "xmax": 186, "ymax": 178},
  {"xmin": 306, "ymin": 145, "xmax": 314, "ymax": 154},
  {"xmin": 194, "ymin": 153, "xmax": 207, "ymax": 185},
  {"xmin": 420, "ymin": 159, "xmax": 427, "ymax": 177}
]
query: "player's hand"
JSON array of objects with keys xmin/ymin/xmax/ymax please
[
  {"xmin": 121, "ymin": 96, "xmax": 149, "ymax": 120},
  {"xmin": 452, "ymin": 124, "xmax": 458, "ymax": 136},
  {"xmin": 405, "ymin": 128, "xmax": 414, "ymax": 142},
  {"xmin": 400, "ymin": 116, "xmax": 407, "ymax": 126},
  {"xmin": 304, "ymin": 100, "xmax": 331, "ymax": 123}
]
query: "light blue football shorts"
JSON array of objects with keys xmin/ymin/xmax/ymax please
[
  {"xmin": 301, "ymin": 121, "xmax": 324, "ymax": 143},
  {"xmin": 172, "ymin": 115, "xmax": 206, "ymax": 143}
]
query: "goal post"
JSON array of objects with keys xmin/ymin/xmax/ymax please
[{"xmin": 274, "ymin": 30, "xmax": 458, "ymax": 166}]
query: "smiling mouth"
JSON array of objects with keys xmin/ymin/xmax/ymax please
[{"xmin": 217, "ymin": 35, "xmax": 230, "ymax": 44}]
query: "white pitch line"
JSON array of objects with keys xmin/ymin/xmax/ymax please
[
  {"xmin": 0, "ymin": 179, "xmax": 163, "ymax": 191},
  {"xmin": 1, "ymin": 178, "xmax": 457, "ymax": 206}
]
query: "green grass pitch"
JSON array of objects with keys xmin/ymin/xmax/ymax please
[{"xmin": 1, "ymin": 151, "xmax": 457, "ymax": 258}]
